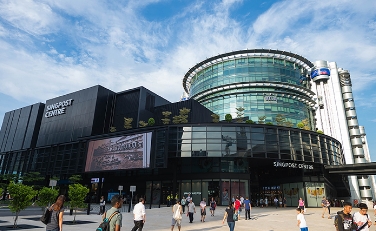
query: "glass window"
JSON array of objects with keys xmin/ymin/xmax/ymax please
[{"xmin": 192, "ymin": 132, "xmax": 206, "ymax": 139}]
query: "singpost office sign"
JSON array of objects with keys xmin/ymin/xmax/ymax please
[
  {"xmin": 45, "ymin": 99, "xmax": 73, "ymax": 118},
  {"xmin": 273, "ymin": 161, "xmax": 313, "ymax": 170}
]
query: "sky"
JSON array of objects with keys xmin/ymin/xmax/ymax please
[{"xmin": 0, "ymin": 0, "xmax": 376, "ymax": 159}]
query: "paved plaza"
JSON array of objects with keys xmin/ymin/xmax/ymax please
[{"xmin": 0, "ymin": 205, "xmax": 375, "ymax": 231}]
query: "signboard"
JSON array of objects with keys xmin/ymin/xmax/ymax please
[
  {"xmin": 264, "ymin": 95, "xmax": 277, "ymax": 103},
  {"xmin": 311, "ymin": 68, "xmax": 330, "ymax": 81},
  {"xmin": 85, "ymin": 132, "xmax": 152, "ymax": 172},
  {"xmin": 45, "ymin": 99, "xmax": 73, "ymax": 118},
  {"xmin": 49, "ymin": 180, "xmax": 57, "ymax": 187},
  {"xmin": 118, "ymin": 185, "xmax": 123, "ymax": 191},
  {"xmin": 273, "ymin": 161, "xmax": 313, "ymax": 170},
  {"xmin": 130, "ymin": 186, "xmax": 136, "ymax": 192}
]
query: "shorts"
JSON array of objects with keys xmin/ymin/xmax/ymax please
[
  {"xmin": 210, "ymin": 207, "xmax": 215, "ymax": 210},
  {"xmin": 201, "ymin": 209, "xmax": 206, "ymax": 215},
  {"xmin": 300, "ymin": 227, "xmax": 308, "ymax": 231},
  {"xmin": 171, "ymin": 218, "xmax": 181, "ymax": 226}
]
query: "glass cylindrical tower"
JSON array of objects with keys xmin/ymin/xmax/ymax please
[{"xmin": 183, "ymin": 49, "xmax": 316, "ymax": 127}]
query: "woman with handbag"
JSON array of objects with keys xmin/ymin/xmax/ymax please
[
  {"xmin": 171, "ymin": 200, "xmax": 183, "ymax": 231},
  {"xmin": 222, "ymin": 203, "xmax": 236, "ymax": 231},
  {"xmin": 46, "ymin": 195, "xmax": 65, "ymax": 231},
  {"xmin": 99, "ymin": 196, "xmax": 105, "ymax": 215},
  {"xmin": 210, "ymin": 197, "xmax": 217, "ymax": 216}
]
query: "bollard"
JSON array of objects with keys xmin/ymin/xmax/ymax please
[
  {"xmin": 87, "ymin": 203, "xmax": 90, "ymax": 215},
  {"xmin": 70, "ymin": 208, "xmax": 73, "ymax": 215}
]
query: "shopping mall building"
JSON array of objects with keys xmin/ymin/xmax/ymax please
[{"xmin": 0, "ymin": 49, "xmax": 374, "ymax": 207}]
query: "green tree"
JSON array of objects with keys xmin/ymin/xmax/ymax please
[
  {"xmin": 69, "ymin": 175, "xmax": 82, "ymax": 184},
  {"xmin": 245, "ymin": 120, "xmax": 254, "ymax": 124},
  {"xmin": 301, "ymin": 118, "xmax": 310, "ymax": 130},
  {"xmin": 211, "ymin": 114, "xmax": 220, "ymax": 123},
  {"xmin": 109, "ymin": 126, "xmax": 117, "ymax": 132},
  {"xmin": 124, "ymin": 117, "xmax": 133, "ymax": 129},
  {"xmin": 36, "ymin": 187, "xmax": 59, "ymax": 207},
  {"xmin": 148, "ymin": 118, "xmax": 155, "ymax": 126},
  {"xmin": 266, "ymin": 122, "xmax": 274, "ymax": 125},
  {"xmin": 22, "ymin": 172, "xmax": 45, "ymax": 190},
  {"xmin": 225, "ymin": 114, "xmax": 232, "ymax": 123},
  {"xmin": 317, "ymin": 130, "xmax": 324, "ymax": 134},
  {"xmin": 0, "ymin": 174, "xmax": 19, "ymax": 200},
  {"xmin": 161, "ymin": 111, "xmax": 172, "ymax": 125},
  {"xmin": 8, "ymin": 182, "xmax": 37, "ymax": 228},
  {"xmin": 297, "ymin": 122, "xmax": 304, "ymax": 129},
  {"xmin": 68, "ymin": 184, "xmax": 89, "ymax": 223},
  {"xmin": 284, "ymin": 121, "xmax": 294, "ymax": 127},
  {"xmin": 172, "ymin": 107, "xmax": 191, "ymax": 124},
  {"xmin": 258, "ymin": 116, "xmax": 266, "ymax": 124},
  {"xmin": 235, "ymin": 107, "xmax": 245, "ymax": 123},
  {"xmin": 275, "ymin": 114, "xmax": 286, "ymax": 126},
  {"xmin": 139, "ymin": 120, "xmax": 148, "ymax": 127}
]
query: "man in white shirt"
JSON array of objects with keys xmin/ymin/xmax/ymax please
[
  {"xmin": 131, "ymin": 198, "xmax": 146, "ymax": 231},
  {"xmin": 353, "ymin": 203, "xmax": 372, "ymax": 231},
  {"xmin": 296, "ymin": 207, "xmax": 308, "ymax": 231}
]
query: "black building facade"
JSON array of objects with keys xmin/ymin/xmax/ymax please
[{"xmin": 0, "ymin": 85, "xmax": 349, "ymax": 207}]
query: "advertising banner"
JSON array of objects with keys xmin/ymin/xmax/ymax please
[{"xmin": 85, "ymin": 132, "xmax": 152, "ymax": 172}]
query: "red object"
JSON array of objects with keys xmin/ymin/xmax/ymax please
[{"xmin": 234, "ymin": 200, "xmax": 241, "ymax": 210}]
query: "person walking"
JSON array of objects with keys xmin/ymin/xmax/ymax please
[
  {"xmin": 298, "ymin": 198, "xmax": 305, "ymax": 213},
  {"xmin": 200, "ymin": 198, "xmax": 207, "ymax": 222},
  {"xmin": 181, "ymin": 196, "xmax": 186, "ymax": 214},
  {"xmin": 243, "ymin": 197, "xmax": 251, "ymax": 220},
  {"xmin": 334, "ymin": 202, "xmax": 357, "ymax": 231},
  {"xmin": 234, "ymin": 196, "xmax": 241, "ymax": 219},
  {"xmin": 222, "ymin": 203, "xmax": 236, "ymax": 231},
  {"xmin": 187, "ymin": 199, "xmax": 196, "ymax": 223},
  {"xmin": 171, "ymin": 200, "xmax": 183, "ymax": 231},
  {"xmin": 353, "ymin": 203, "xmax": 372, "ymax": 231},
  {"xmin": 210, "ymin": 197, "xmax": 217, "ymax": 216},
  {"xmin": 103, "ymin": 194, "xmax": 123, "ymax": 231},
  {"xmin": 296, "ymin": 207, "xmax": 308, "ymax": 231},
  {"xmin": 274, "ymin": 197, "xmax": 279, "ymax": 209},
  {"xmin": 99, "ymin": 196, "xmax": 106, "ymax": 215},
  {"xmin": 46, "ymin": 195, "xmax": 65, "ymax": 231},
  {"xmin": 321, "ymin": 196, "xmax": 329, "ymax": 218},
  {"xmin": 186, "ymin": 194, "xmax": 191, "ymax": 213},
  {"xmin": 131, "ymin": 198, "xmax": 146, "ymax": 231}
]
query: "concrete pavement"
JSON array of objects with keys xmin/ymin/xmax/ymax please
[{"xmin": 0, "ymin": 205, "xmax": 375, "ymax": 230}]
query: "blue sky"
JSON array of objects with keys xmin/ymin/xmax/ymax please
[{"xmin": 0, "ymin": 0, "xmax": 376, "ymax": 159}]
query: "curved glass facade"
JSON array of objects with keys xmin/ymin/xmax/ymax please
[
  {"xmin": 166, "ymin": 124, "xmax": 344, "ymax": 166},
  {"xmin": 184, "ymin": 50, "xmax": 316, "ymax": 127}
]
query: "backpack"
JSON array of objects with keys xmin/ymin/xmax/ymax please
[{"xmin": 96, "ymin": 211, "xmax": 119, "ymax": 231}]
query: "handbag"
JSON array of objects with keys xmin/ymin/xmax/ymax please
[
  {"xmin": 233, "ymin": 209, "xmax": 238, "ymax": 221},
  {"xmin": 40, "ymin": 207, "xmax": 51, "ymax": 225}
]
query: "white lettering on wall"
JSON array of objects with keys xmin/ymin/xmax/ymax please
[
  {"xmin": 273, "ymin": 161, "xmax": 313, "ymax": 170},
  {"xmin": 45, "ymin": 99, "xmax": 73, "ymax": 118}
]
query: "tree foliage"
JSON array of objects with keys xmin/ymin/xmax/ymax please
[
  {"xmin": 275, "ymin": 114, "xmax": 286, "ymax": 126},
  {"xmin": 139, "ymin": 120, "xmax": 148, "ymax": 127},
  {"xmin": 68, "ymin": 184, "xmax": 89, "ymax": 223},
  {"xmin": 301, "ymin": 118, "xmax": 310, "ymax": 130},
  {"xmin": 22, "ymin": 172, "xmax": 44, "ymax": 190},
  {"xmin": 161, "ymin": 111, "xmax": 172, "ymax": 125},
  {"xmin": 8, "ymin": 182, "xmax": 37, "ymax": 227},
  {"xmin": 36, "ymin": 187, "xmax": 59, "ymax": 207},
  {"xmin": 211, "ymin": 114, "xmax": 220, "ymax": 123},
  {"xmin": 225, "ymin": 114, "xmax": 232, "ymax": 123},
  {"xmin": 258, "ymin": 116, "xmax": 266, "ymax": 124},
  {"xmin": 124, "ymin": 117, "xmax": 133, "ymax": 129},
  {"xmin": 172, "ymin": 107, "xmax": 191, "ymax": 124},
  {"xmin": 245, "ymin": 120, "xmax": 255, "ymax": 124},
  {"xmin": 0, "ymin": 174, "xmax": 19, "ymax": 200},
  {"xmin": 69, "ymin": 175, "xmax": 82, "ymax": 184},
  {"xmin": 317, "ymin": 130, "xmax": 324, "ymax": 134},
  {"xmin": 148, "ymin": 118, "xmax": 155, "ymax": 126},
  {"xmin": 266, "ymin": 122, "xmax": 274, "ymax": 125},
  {"xmin": 235, "ymin": 107, "xmax": 245, "ymax": 123},
  {"xmin": 284, "ymin": 121, "xmax": 294, "ymax": 127}
]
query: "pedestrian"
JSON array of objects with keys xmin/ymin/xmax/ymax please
[
  {"xmin": 187, "ymin": 199, "xmax": 196, "ymax": 223},
  {"xmin": 327, "ymin": 198, "xmax": 331, "ymax": 217},
  {"xmin": 321, "ymin": 196, "xmax": 329, "ymax": 218},
  {"xmin": 334, "ymin": 201, "xmax": 357, "ymax": 231},
  {"xmin": 260, "ymin": 198, "xmax": 264, "ymax": 208},
  {"xmin": 131, "ymin": 198, "xmax": 146, "ymax": 231},
  {"xmin": 234, "ymin": 196, "xmax": 241, "ymax": 219},
  {"xmin": 186, "ymin": 193, "xmax": 191, "ymax": 211},
  {"xmin": 296, "ymin": 207, "xmax": 308, "ymax": 231},
  {"xmin": 210, "ymin": 197, "xmax": 217, "ymax": 216},
  {"xmin": 264, "ymin": 197, "xmax": 268, "ymax": 207},
  {"xmin": 353, "ymin": 203, "xmax": 372, "ymax": 231},
  {"xmin": 243, "ymin": 197, "xmax": 251, "ymax": 220},
  {"xmin": 222, "ymin": 202, "xmax": 236, "ymax": 231},
  {"xmin": 274, "ymin": 197, "xmax": 279, "ymax": 209},
  {"xmin": 200, "ymin": 198, "xmax": 207, "ymax": 222},
  {"xmin": 298, "ymin": 198, "xmax": 305, "ymax": 213},
  {"xmin": 45, "ymin": 195, "xmax": 65, "ymax": 231},
  {"xmin": 181, "ymin": 196, "xmax": 186, "ymax": 214},
  {"xmin": 171, "ymin": 200, "xmax": 183, "ymax": 231},
  {"xmin": 99, "ymin": 196, "xmax": 106, "ymax": 215},
  {"xmin": 102, "ymin": 194, "xmax": 123, "ymax": 231},
  {"xmin": 283, "ymin": 197, "xmax": 287, "ymax": 208}
]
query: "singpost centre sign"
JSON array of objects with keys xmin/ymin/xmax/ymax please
[
  {"xmin": 45, "ymin": 99, "xmax": 74, "ymax": 118},
  {"xmin": 273, "ymin": 161, "xmax": 313, "ymax": 170}
]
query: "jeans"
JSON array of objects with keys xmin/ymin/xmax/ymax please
[
  {"xmin": 227, "ymin": 221, "xmax": 235, "ymax": 231},
  {"xmin": 188, "ymin": 212, "xmax": 194, "ymax": 222},
  {"xmin": 182, "ymin": 204, "xmax": 185, "ymax": 213},
  {"xmin": 131, "ymin": 220, "xmax": 144, "ymax": 231},
  {"xmin": 245, "ymin": 209, "xmax": 250, "ymax": 219},
  {"xmin": 300, "ymin": 227, "xmax": 308, "ymax": 231}
]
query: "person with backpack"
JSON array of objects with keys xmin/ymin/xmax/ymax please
[
  {"xmin": 171, "ymin": 200, "xmax": 183, "ymax": 231},
  {"xmin": 102, "ymin": 195, "xmax": 123, "ymax": 231},
  {"xmin": 222, "ymin": 203, "xmax": 236, "ymax": 231},
  {"xmin": 334, "ymin": 201, "xmax": 357, "ymax": 231},
  {"xmin": 353, "ymin": 203, "xmax": 372, "ymax": 231},
  {"xmin": 46, "ymin": 195, "xmax": 65, "ymax": 231}
]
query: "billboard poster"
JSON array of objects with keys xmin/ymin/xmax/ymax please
[{"xmin": 85, "ymin": 132, "xmax": 152, "ymax": 172}]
